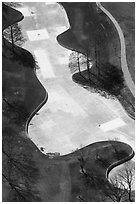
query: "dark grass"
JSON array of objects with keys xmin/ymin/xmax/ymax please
[
  {"xmin": 3, "ymin": 39, "xmax": 47, "ymax": 116},
  {"xmin": 58, "ymin": 3, "xmax": 135, "ymax": 120},
  {"xmin": 65, "ymin": 140, "xmax": 134, "ymax": 201},
  {"xmin": 72, "ymin": 67, "xmax": 135, "ymax": 119},
  {"xmin": 2, "ymin": 33, "xmax": 48, "ymax": 201},
  {"xmin": 101, "ymin": 2, "xmax": 135, "ymax": 82},
  {"xmin": 3, "ymin": 39, "xmax": 38, "ymax": 69}
]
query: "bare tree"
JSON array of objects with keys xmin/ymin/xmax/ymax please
[
  {"xmin": 3, "ymin": 2, "xmax": 22, "ymax": 8},
  {"xmin": 117, "ymin": 161, "xmax": 135, "ymax": 202},
  {"xmin": 78, "ymin": 151, "xmax": 86, "ymax": 175},
  {"xmin": 77, "ymin": 52, "xmax": 81, "ymax": 75},
  {"xmin": 2, "ymin": 3, "xmax": 25, "ymax": 47},
  {"xmin": 3, "ymin": 23, "xmax": 26, "ymax": 48},
  {"xmin": 103, "ymin": 175, "xmax": 127, "ymax": 202},
  {"xmin": 78, "ymin": 150, "xmax": 100, "ymax": 189},
  {"xmin": 103, "ymin": 161, "xmax": 135, "ymax": 202},
  {"xmin": 2, "ymin": 127, "xmax": 41, "ymax": 201},
  {"xmin": 86, "ymin": 48, "xmax": 91, "ymax": 80}
]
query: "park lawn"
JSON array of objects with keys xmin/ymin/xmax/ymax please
[
  {"xmin": 35, "ymin": 140, "xmax": 134, "ymax": 202},
  {"xmin": 2, "ymin": 3, "xmax": 23, "ymax": 30},
  {"xmin": 3, "ymin": 39, "xmax": 47, "ymax": 120},
  {"xmin": 57, "ymin": 29, "xmax": 85, "ymax": 55},
  {"xmin": 102, "ymin": 2, "xmax": 135, "ymax": 83},
  {"xmin": 57, "ymin": 3, "xmax": 121, "ymax": 70}
]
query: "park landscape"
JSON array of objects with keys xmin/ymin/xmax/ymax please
[{"xmin": 2, "ymin": 2, "xmax": 135, "ymax": 202}]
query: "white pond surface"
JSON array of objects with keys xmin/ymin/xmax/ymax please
[
  {"xmin": 27, "ymin": 29, "xmax": 49, "ymax": 41},
  {"xmin": 100, "ymin": 118, "xmax": 126, "ymax": 132},
  {"xmin": 34, "ymin": 49, "xmax": 55, "ymax": 78},
  {"xmin": 20, "ymin": 2, "xmax": 135, "ymax": 156},
  {"xmin": 54, "ymin": 26, "xmax": 68, "ymax": 35},
  {"xmin": 16, "ymin": 7, "xmax": 32, "ymax": 17}
]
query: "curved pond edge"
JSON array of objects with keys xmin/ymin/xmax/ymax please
[
  {"xmin": 2, "ymin": 5, "xmax": 49, "ymax": 135},
  {"xmin": 72, "ymin": 73, "xmax": 135, "ymax": 121},
  {"xmin": 2, "ymin": 3, "xmax": 24, "ymax": 30},
  {"xmin": 25, "ymin": 90, "xmax": 48, "ymax": 134},
  {"xmin": 57, "ymin": 29, "xmax": 87, "ymax": 55},
  {"xmin": 106, "ymin": 149, "xmax": 135, "ymax": 179}
]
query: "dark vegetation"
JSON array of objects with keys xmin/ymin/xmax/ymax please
[
  {"xmin": 3, "ymin": 38, "xmax": 39, "ymax": 70},
  {"xmin": 106, "ymin": 162, "xmax": 135, "ymax": 202},
  {"xmin": 101, "ymin": 2, "xmax": 135, "ymax": 83},
  {"xmin": 69, "ymin": 52, "xmax": 124, "ymax": 98},
  {"xmin": 2, "ymin": 102, "xmax": 41, "ymax": 201},
  {"xmin": 2, "ymin": 3, "xmax": 39, "ymax": 70},
  {"xmin": 74, "ymin": 62, "xmax": 124, "ymax": 97},
  {"xmin": 76, "ymin": 143, "xmax": 135, "ymax": 202},
  {"xmin": 3, "ymin": 3, "xmax": 25, "ymax": 46},
  {"xmin": 2, "ymin": 3, "xmax": 47, "ymax": 199},
  {"xmin": 3, "ymin": 23, "xmax": 26, "ymax": 46},
  {"xmin": 58, "ymin": 2, "xmax": 135, "ymax": 119},
  {"xmin": 3, "ymin": 2, "xmax": 22, "ymax": 8},
  {"xmin": 69, "ymin": 51, "xmax": 135, "ymax": 118},
  {"xmin": 67, "ymin": 140, "xmax": 134, "ymax": 202},
  {"xmin": 3, "ymin": 98, "xmax": 30, "ymax": 125}
]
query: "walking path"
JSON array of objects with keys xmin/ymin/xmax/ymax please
[{"xmin": 96, "ymin": 2, "xmax": 135, "ymax": 97}]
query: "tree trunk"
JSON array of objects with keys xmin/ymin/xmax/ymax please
[
  {"xmin": 10, "ymin": 26, "xmax": 14, "ymax": 51},
  {"xmin": 86, "ymin": 49, "xmax": 91, "ymax": 80},
  {"xmin": 2, "ymin": 31, "xmax": 5, "ymax": 46},
  {"xmin": 77, "ymin": 52, "xmax": 81, "ymax": 75},
  {"xmin": 128, "ymin": 187, "xmax": 132, "ymax": 202}
]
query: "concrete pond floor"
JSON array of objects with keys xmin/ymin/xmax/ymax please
[{"xmin": 16, "ymin": 2, "xmax": 135, "ymax": 155}]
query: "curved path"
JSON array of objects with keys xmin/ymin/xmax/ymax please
[{"xmin": 96, "ymin": 2, "xmax": 135, "ymax": 97}]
